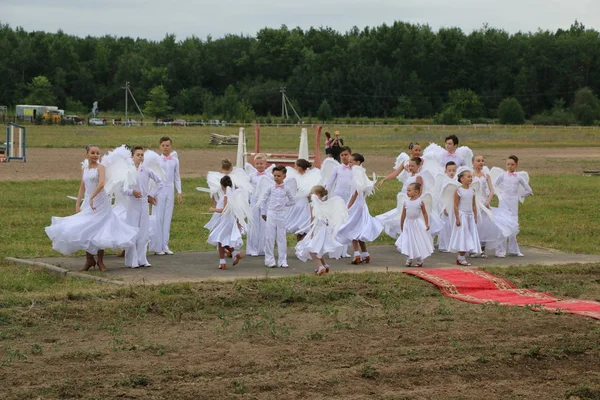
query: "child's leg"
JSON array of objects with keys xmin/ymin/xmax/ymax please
[
  {"xmin": 359, "ymin": 240, "xmax": 370, "ymax": 263},
  {"xmin": 311, "ymin": 253, "xmax": 327, "ymax": 275},
  {"xmin": 264, "ymin": 216, "xmax": 276, "ymax": 266},
  {"xmin": 217, "ymin": 243, "xmax": 227, "ymax": 269},
  {"xmin": 275, "ymin": 213, "xmax": 288, "ymax": 266},
  {"xmin": 351, "ymin": 240, "xmax": 362, "ymax": 264},
  {"xmin": 137, "ymin": 203, "xmax": 150, "ymax": 266},
  {"xmin": 97, "ymin": 250, "xmax": 107, "ymax": 271},
  {"xmin": 80, "ymin": 251, "xmax": 97, "ymax": 271}
]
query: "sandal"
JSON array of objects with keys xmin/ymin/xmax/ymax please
[
  {"xmin": 456, "ymin": 259, "xmax": 472, "ymax": 266},
  {"xmin": 480, "ymin": 252, "xmax": 488, "ymax": 259},
  {"xmin": 405, "ymin": 259, "xmax": 412, "ymax": 267}
]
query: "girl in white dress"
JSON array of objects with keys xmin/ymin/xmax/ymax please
[
  {"xmin": 396, "ymin": 182, "xmax": 433, "ymax": 267},
  {"xmin": 207, "ymin": 175, "xmax": 246, "ymax": 270},
  {"xmin": 285, "ymin": 159, "xmax": 313, "ymax": 242},
  {"xmin": 336, "ymin": 153, "xmax": 383, "ymax": 265},
  {"xmin": 45, "ymin": 145, "xmax": 138, "ymax": 271},
  {"xmin": 436, "ymin": 161, "xmax": 457, "ymax": 252},
  {"xmin": 295, "ymin": 185, "xmax": 347, "ymax": 275},
  {"xmin": 448, "ymin": 169, "xmax": 481, "ymax": 266},
  {"xmin": 376, "ymin": 142, "xmax": 423, "ymax": 189}
]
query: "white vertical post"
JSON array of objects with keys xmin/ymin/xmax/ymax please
[
  {"xmin": 236, "ymin": 127, "xmax": 245, "ymax": 168},
  {"xmin": 298, "ymin": 128, "xmax": 309, "ymax": 160}
]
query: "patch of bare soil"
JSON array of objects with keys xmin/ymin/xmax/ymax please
[{"xmin": 1, "ymin": 147, "xmax": 599, "ymax": 181}]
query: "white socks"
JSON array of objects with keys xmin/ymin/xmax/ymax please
[{"xmin": 219, "ymin": 258, "xmax": 226, "ymax": 264}]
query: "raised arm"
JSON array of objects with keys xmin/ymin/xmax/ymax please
[{"xmin": 376, "ymin": 165, "xmax": 404, "ymax": 188}]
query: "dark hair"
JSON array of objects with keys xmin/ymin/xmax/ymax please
[
  {"xmin": 445, "ymin": 161, "xmax": 456, "ymax": 169},
  {"xmin": 445, "ymin": 134, "xmax": 459, "ymax": 145},
  {"xmin": 408, "ymin": 142, "xmax": 420, "ymax": 150},
  {"xmin": 131, "ymin": 146, "xmax": 144, "ymax": 154},
  {"xmin": 508, "ymin": 155, "xmax": 519, "ymax": 164},
  {"xmin": 85, "ymin": 144, "xmax": 99, "ymax": 152},
  {"xmin": 407, "ymin": 182, "xmax": 422, "ymax": 193},
  {"xmin": 410, "ymin": 156, "xmax": 422, "ymax": 166},
  {"xmin": 457, "ymin": 170, "xmax": 470, "ymax": 183},
  {"xmin": 312, "ymin": 185, "xmax": 327, "ymax": 198},
  {"xmin": 351, "ymin": 153, "xmax": 365, "ymax": 164},
  {"xmin": 273, "ymin": 165, "xmax": 287, "ymax": 175},
  {"xmin": 220, "ymin": 175, "xmax": 233, "ymax": 188},
  {"xmin": 159, "ymin": 136, "xmax": 172, "ymax": 144},
  {"xmin": 221, "ymin": 158, "xmax": 233, "ymax": 171},
  {"xmin": 296, "ymin": 159, "xmax": 312, "ymax": 170},
  {"xmin": 340, "ymin": 146, "xmax": 352, "ymax": 154},
  {"xmin": 325, "ymin": 132, "xmax": 331, "ymax": 139}
]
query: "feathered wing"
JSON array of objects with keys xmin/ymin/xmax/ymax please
[
  {"xmin": 489, "ymin": 167, "xmax": 505, "ymax": 200},
  {"xmin": 253, "ymin": 176, "xmax": 273, "ymax": 209},
  {"xmin": 318, "ymin": 157, "xmax": 340, "ymax": 186},
  {"xmin": 223, "ymin": 188, "xmax": 253, "ymax": 231},
  {"xmin": 296, "ymin": 168, "xmax": 321, "ymax": 199},
  {"xmin": 351, "ymin": 165, "xmax": 376, "ymax": 196},
  {"xmin": 422, "ymin": 143, "xmax": 445, "ymax": 166},
  {"xmin": 244, "ymin": 162, "xmax": 257, "ymax": 176},
  {"xmin": 393, "ymin": 152, "xmax": 410, "ymax": 170},
  {"xmin": 517, "ymin": 171, "xmax": 530, "ymax": 203},
  {"xmin": 143, "ymin": 150, "xmax": 167, "ymax": 193},
  {"xmin": 455, "ymin": 146, "xmax": 474, "ymax": 169},
  {"xmin": 440, "ymin": 179, "xmax": 460, "ymax": 214},
  {"xmin": 206, "ymin": 171, "xmax": 225, "ymax": 198},
  {"xmin": 419, "ymin": 170, "xmax": 435, "ymax": 196},
  {"xmin": 284, "ymin": 167, "xmax": 300, "ymax": 185},
  {"xmin": 230, "ymin": 167, "xmax": 253, "ymax": 195},
  {"xmin": 170, "ymin": 151, "xmax": 178, "ymax": 159},
  {"xmin": 101, "ymin": 145, "xmax": 136, "ymax": 195},
  {"xmin": 80, "ymin": 159, "xmax": 89, "ymax": 169},
  {"xmin": 285, "ymin": 176, "xmax": 298, "ymax": 198},
  {"xmin": 312, "ymin": 196, "xmax": 348, "ymax": 240}
]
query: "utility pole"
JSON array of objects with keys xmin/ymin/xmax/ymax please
[
  {"xmin": 280, "ymin": 86, "xmax": 302, "ymax": 122},
  {"xmin": 122, "ymin": 81, "xmax": 145, "ymax": 124}
]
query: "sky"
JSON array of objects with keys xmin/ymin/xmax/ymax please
[{"xmin": 2, "ymin": 0, "xmax": 600, "ymax": 41}]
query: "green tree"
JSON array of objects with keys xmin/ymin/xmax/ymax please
[
  {"xmin": 434, "ymin": 105, "xmax": 461, "ymax": 125},
  {"xmin": 143, "ymin": 85, "xmax": 172, "ymax": 119},
  {"xmin": 446, "ymin": 89, "xmax": 484, "ymax": 118},
  {"xmin": 572, "ymin": 87, "xmax": 599, "ymax": 125},
  {"xmin": 24, "ymin": 76, "xmax": 56, "ymax": 105},
  {"xmin": 317, "ymin": 99, "xmax": 332, "ymax": 122},
  {"xmin": 498, "ymin": 98, "xmax": 525, "ymax": 124},
  {"xmin": 393, "ymin": 96, "xmax": 416, "ymax": 118}
]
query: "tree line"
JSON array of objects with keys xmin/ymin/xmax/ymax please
[{"xmin": 1, "ymin": 20, "xmax": 600, "ymax": 124}]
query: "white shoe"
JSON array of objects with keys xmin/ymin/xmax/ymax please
[
  {"xmin": 511, "ymin": 252, "xmax": 525, "ymax": 257},
  {"xmin": 155, "ymin": 252, "xmax": 166, "ymax": 255},
  {"xmin": 130, "ymin": 265, "xmax": 144, "ymax": 269},
  {"xmin": 495, "ymin": 253, "xmax": 506, "ymax": 258},
  {"xmin": 341, "ymin": 253, "xmax": 352, "ymax": 258},
  {"xmin": 141, "ymin": 263, "xmax": 152, "ymax": 267},
  {"xmin": 164, "ymin": 249, "xmax": 174, "ymax": 255},
  {"xmin": 279, "ymin": 264, "xmax": 289, "ymax": 268}
]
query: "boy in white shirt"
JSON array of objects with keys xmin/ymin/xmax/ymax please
[{"xmin": 247, "ymin": 153, "xmax": 272, "ymax": 256}]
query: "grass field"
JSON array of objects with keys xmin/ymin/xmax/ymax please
[
  {"xmin": 2, "ymin": 127, "xmax": 600, "ymax": 399},
  {"xmin": 20, "ymin": 124, "xmax": 600, "ymax": 153}
]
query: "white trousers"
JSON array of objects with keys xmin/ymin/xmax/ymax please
[
  {"xmin": 125, "ymin": 199, "xmax": 150, "ymax": 267},
  {"xmin": 264, "ymin": 210, "xmax": 288, "ymax": 266},
  {"xmin": 246, "ymin": 202, "xmax": 267, "ymax": 256},
  {"xmin": 496, "ymin": 197, "xmax": 520, "ymax": 255},
  {"xmin": 149, "ymin": 184, "xmax": 175, "ymax": 253}
]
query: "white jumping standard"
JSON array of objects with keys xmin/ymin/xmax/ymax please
[{"xmin": 6, "ymin": 123, "xmax": 27, "ymax": 162}]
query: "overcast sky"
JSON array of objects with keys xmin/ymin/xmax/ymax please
[{"xmin": 2, "ymin": 0, "xmax": 599, "ymax": 41}]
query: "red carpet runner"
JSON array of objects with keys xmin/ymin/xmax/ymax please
[{"xmin": 404, "ymin": 268, "xmax": 600, "ymax": 320}]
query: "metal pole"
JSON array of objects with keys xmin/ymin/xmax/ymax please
[{"xmin": 125, "ymin": 81, "xmax": 128, "ymax": 123}]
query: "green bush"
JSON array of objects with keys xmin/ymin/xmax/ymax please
[{"xmin": 498, "ymin": 98, "xmax": 525, "ymax": 125}]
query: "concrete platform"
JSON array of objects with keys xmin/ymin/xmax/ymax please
[{"xmin": 26, "ymin": 245, "xmax": 600, "ymax": 285}]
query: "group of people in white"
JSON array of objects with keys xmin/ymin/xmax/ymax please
[
  {"xmin": 203, "ymin": 134, "xmax": 532, "ymax": 274},
  {"xmin": 45, "ymin": 137, "xmax": 182, "ymax": 270},
  {"xmin": 45, "ymin": 134, "xmax": 532, "ymax": 274}
]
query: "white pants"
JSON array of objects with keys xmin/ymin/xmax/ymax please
[
  {"xmin": 264, "ymin": 210, "xmax": 287, "ymax": 266},
  {"xmin": 496, "ymin": 197, "xmax": 520, "ymax": 255},
  {"xmin": 247, "ymin": 202, "xmax": 267, "ymax": 256},
  {"xmin": 149, "ymin": 184, "xmax": 175, "ymax": 253},
  {"xmin": 125, "ymin": 199, "xmax": 150, "ymax": 267}
]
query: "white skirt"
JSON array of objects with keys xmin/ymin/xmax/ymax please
[
  {"xmin": 477, "ymin": 207, "xmax": 519, "ymax": 248},
  {"xmin": 285, "ymin": 197, "xmax": 311, "ymax": 234},
  {"xmin": 337, "ymin": 197, "xmax": 383, "ymax": 245},
  {"xmin": 376, "ymin": 207, "xmax": 402, "ymax": 239},
  {"xmin": 207, "ymin": 213, "xmax": 243, "ymax": 249},
  {"xmin": 45, "ymin": 194, "xmax": 138, "ymax": 255},
  {"xmin": 295, "ymin": 221, "xmax": 344, "ymax": 261},
  {"xmin": 448, "ymin": 211, "xmax": 482, "ymax": 254},
  {"xmin": 395, "ymin": 218, "xmax": 434, "ymax": 260}
]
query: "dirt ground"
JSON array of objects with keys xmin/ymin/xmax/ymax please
[{"xmin": 1, "ymin": 147, "xmax": 599, "ymax": 181}]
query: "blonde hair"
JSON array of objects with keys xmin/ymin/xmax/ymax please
[
  {"xmin": 312, "ymin": 185, "xmax": 327, "ymax": 198},
  {"xmin": 254, "ymin": 153, "xmax": 267, "ymax": 161},
  {"xmin": 221, "ymin": 158, "xmax": 233, "ymax": 171}
]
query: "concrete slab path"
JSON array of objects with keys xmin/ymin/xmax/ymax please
[{"xmin": 27, "ymin": 245, "xmax": 600, "ymax": 285}]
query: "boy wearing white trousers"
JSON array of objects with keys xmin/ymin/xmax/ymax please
[
  {"xmin": 150, "ymin": 136, "xmax": 182, "ymax": 255},
  {"xmin": 260, "ymin": 165, "xmax": 295, "ymax": 268},
  {"xmin": 123, "ymin": 146, "xmax": 164, "ymax": 268}
]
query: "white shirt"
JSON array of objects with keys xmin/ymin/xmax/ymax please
[
  {"xmin": 494, "ymin": 172, "xmax": 533, "ymax": 198},
  {"xmin": 160, "ymin": 154, "xmax": 182, "ymax": 194},
  {"xmin": 441, "ymin": 152, "xmax": 465, "ymax": 169},
  {"xmin": 260, "ymin": 183, "xmax": 295, "ymax": 214},
  {"xmin": 123, "ymin": 167, "xmax": 164, "ymax": 200},
  {"xmin": 326, "ymin": 164, "xmax": 353, "ymax": 203}
]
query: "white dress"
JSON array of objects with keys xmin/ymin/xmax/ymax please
[
  {"xmin": 337, "ymin": 191, "xmax": 383, "ymax": 245},
  {"xmin": 448, "ymin": 187, "xmax": 482, "ymax": 254},
  {"xmin": 472, "ymin": 174, "xmax": 519, "ymax": 248},
  {"xmin": 207, "ymin": 187, "xmax": 243, "ymax": 249},
  {"xmin": 295, "ymin": 195, "xmax": 344, "ymax": 260},
  {"xmin": 45, "ymin": 167, "xmax": 138, "ymax": 255},
  {"xmin": 395, "ymin": 198, "xmax": 434, "ymax": 260}
]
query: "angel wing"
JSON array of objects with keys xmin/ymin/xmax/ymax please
[
  {"xmin": 393, "ymin": 152, "xmax": 410, "ymax": 170},
  {"xmin": 170, "ymin": 151, "xmax": 178, "ymax": 159},
  {"xmin": 420, "ymin": 158, "xmax": 444, "ymax": 182},
  {"xmin": 296, "ymin": 168, "xmax": 321, "ymax": 199},
  {"xmin": 205, "ymin": 171, "xmax": 225, "ymax": 199},
  {"xmin": 284, "ymin": 167, "xmax": 301, "ymax": 185},
  {"xmin": 455, "ymin": 146, "xmax": 474, "ymax": 169},
  {"xmin": 223, "ymin": 187, "xmax": 253, "ymax": 231},
  {"xmin": 286, "ymin": 176, "xmax": 298, "ymax": 198},
  {"xmin": 419, "ymin": 170, "xmax": 435, "ymax": 196},
  {"xmin": 80, "ymin": 159, "xmax": 89, "ymax": 169},
  {"xmin": 489, "ymin": 167, "xmax": 505, "ymax": 200},
  {"xmin": 421, "ymin": 193, "xmax": 445, "ymax": 235},
  {"xmin": 101, "ymin": 145, "xmax": 136, "ymax": 195},
  {"xmin": 351, "ymin": 165, "xmax": 376, "ymax": 196},
  {"xmin": 517, "ymin": 171, "xmax": 531, "ymax": 203},
  {"xmin": 312, "ymin": 196, "xmax": 348, "ymax": 237},
  {"xmin": 439, "ymin": 179, "xmax": 460, "ymax": 214},
  {"xmin": 318, "ymin": 157, "xmax": 340, "ymax": 186},
  {"xmin": 230, "ymin": 167, "xmax": 253, "ymax": 195},
  {"xmin": 244, "ymin": 162, "xmax": 257, "ymax": 176},
  {"xmin": 422, "ymin": 143, "xmax": 445, "ymax": 166},
  {"xmin": 143, "ymin": 150, "xmax": 167, "ymax": 193}
]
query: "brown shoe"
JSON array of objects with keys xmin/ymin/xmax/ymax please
[
  {"xmin": 218, "ymin": 263, "xmax": 227, "ymax": 270},
  {"xmin": 80, "ymin": 253, "xmax": 96, "ymax": 271},
  {"xmin": 232, "ymin": 253, "xmax": 243, "ymax": 266},
  {"xmin": 363, "ymin": 255, "xmax": 371, "ymax": 264},
  {"xmin": 97, "ymin": 250, "xmax": 107, "ymax": 271},
  {"xmin": 351, "ymin": 255, "xmax": 362, "ymax": 265}
]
